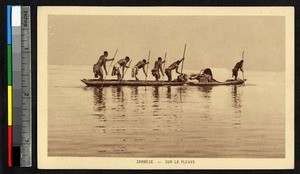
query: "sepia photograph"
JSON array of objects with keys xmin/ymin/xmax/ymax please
[{"xmin": 37, "ymin": 7, "xmax": 294, "ymax": 169}]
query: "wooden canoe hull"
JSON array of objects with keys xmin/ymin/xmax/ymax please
[
  {"xmin": 81, "ymin": 79, "xmax": 246, "ymax": 87},
  {"xmin": 188, "ymin": 79, "xmax": 247, "ymax": 86}
]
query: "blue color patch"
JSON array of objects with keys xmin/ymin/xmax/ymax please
[{"xmin": 7, "ymin": 6, "xmax": 12, "ymax": 44}]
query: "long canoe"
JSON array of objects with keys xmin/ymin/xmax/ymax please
[{"xmin": 81, "ymin": 79, "xmax": 246, "ymax": 87}]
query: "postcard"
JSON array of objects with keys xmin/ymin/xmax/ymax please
[{"xmin": 38, "ymin": 6, "xmax": 294, "ymax": 169}]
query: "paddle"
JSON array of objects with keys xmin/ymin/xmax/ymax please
[
  {"xmin": 121, "ymin": 60, "xmax": 132, "ymax": 81},
  {"xmin": 181, "ymin": 44, "xmax": 187, "ymax": 74},
  {"xmin": 145, "ymin": 50, "xmax": 151, "ymax": 82},
  {"xmin": 242, "ymin": 51, "xmax": 244, "ymax": 81},
  {"xmin": 162, "ymin": 52, "xmax": 167, "ymax": 84}
]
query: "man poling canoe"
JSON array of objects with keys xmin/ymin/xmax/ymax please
[
  {"xmin": 112, "ymin": 56, "xmax": 130, "ymax": 80},
  {"xmin": 232, "ymin": 59, "xmax": 244, "ymax": 80},
  {"xmin": 131, "ymin": 59, "xmax": 149, "ymax": 81},
  {"xmin": 151, "ymin": 57, "xmax": 166, "ymax": 81},
  {"xmin": 121, "ymin": 60, "xmax": 132, "ymax": 81},
  {"xmin": 165, "ymin": 58, "xmax": 184, "ymax": 82},
  {"xmin": 93, "ymin": 51, "xmax": 115, "ymax": 80},
  {"xmin": 175, "ymin": 44, "xmax": 189, "ymax": 82}
]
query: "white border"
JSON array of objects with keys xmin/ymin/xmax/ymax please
[{"xmin": 38, "ymin": 7, "xmax": 294, "ymax": 169}]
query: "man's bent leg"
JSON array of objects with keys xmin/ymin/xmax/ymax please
[
  {"xmin": 155, "ymin": 74, "xmax": 159, "ymax": 81},
  {"xmin": 166, "ymin": 70, "xmax": 172, "ymax": 82},
  {"xmin": 99, "ymin": 68, "xmax": 104, "ymax": 80}
]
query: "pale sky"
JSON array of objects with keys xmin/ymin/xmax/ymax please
[{"xmin": 48, "ymin": 15, "xmax": 285, "ymax": 71}]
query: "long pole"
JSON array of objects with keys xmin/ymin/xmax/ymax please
[
  {"xmin": 121, "ymin": 60, "xmax": 132, "ymax": 81},
  {"xmin": 105, "ymin": 48, "xmax": 118, "ymax": 79},
  {"xmin": 145, "ymin": 50, "xmax": 151, "ymax": 81},
  {"xmin": 181, "ymin": 44, "xmax": 187, "ymax": 74},
  {"xmin": 162, "ymin": 52, "xmax": 167, "ymax": 82},
  {"xmin": 242, "ymin": 51, "xmax": 244, "ymax": 80}
]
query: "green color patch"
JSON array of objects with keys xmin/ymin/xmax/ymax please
[{"xmin": 7, "ymin": 45, "xmax": 12, "ymax": 85}]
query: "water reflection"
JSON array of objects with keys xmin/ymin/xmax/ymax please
[
  {"xmin": 164, "ymin": 86, "xmax": 187, "ymax": 103},
  {"xmin": 152, "ymin": 86, "xmax": 160, "ymax": 101},
  {"xmin": 112, "ymin": 86, "xmax": 124, "ymax": 103},
  {"xmin": 110, "ymin": 86, "xmax": 126, "ymax": 114},
  {"xmin": 93, "ymin": 87, "xmax": 128, "ymax": 134},
  {"xmin": 91, "ymin": 85, "xmax": 244, "ymax": 139},
  {"xmin": 93, "ymin": 87, "xmax": 106, "ymax": 111},
  {"xmin": 231, "ymin": 85, "xmax": 242, "ymax": 129},
  {"xmin": 177, "ymin": 86, "xmax": 187, "ymax": 98},
  {"xmin": 196, "ymin": 86, "xmax": 212, "ymax": 121},
  {"xmin": 92, "ymin": 87, "xmax": 107, "ymax": 133},
  {"xmin": 152, "ymin": 86, "xmax": 160, "ymax": 116},
  {"xmin": 166, "ymin": 86, "xmax": 172, "ymax": 99},
  {"xmin": 231, "ymin": 85, "xmax": 242, "ymax": 109},
  {"xmin": 197, "ymin": 86, "xmax": 212, "ymax": 99},
  {"xmin": 130, "ymin": 86, "xmax": 138, "ymax": 101}
]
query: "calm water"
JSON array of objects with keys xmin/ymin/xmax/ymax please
[{"xmin": 48, "ymin": 65, "xmax": 285, "ymax": 158}]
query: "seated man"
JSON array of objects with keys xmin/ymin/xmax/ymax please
[
  {"xmin": 189, "ymin": 68, "xmax": 216, "ymax": 82},
  {"xmin": 201, "ymin": 68, "xmax": 213, "ymax": 79},
  {"xmin": 177, "ymin": 73, "xmax": 189, "ymax": 82},
  {"xmin": 131, "ymin": 59, "xmax": 149, "ymax": 81}
]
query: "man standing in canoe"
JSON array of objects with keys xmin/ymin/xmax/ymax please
[
  {"xmin": 165, "ymin": 58, "xmax": 184, "ymax": 82},
  {"xmin": 112, "ymin": 56, "xmax": 130, "ymax": 80},
  {"xmin": 232, "ymin": 60, "xmax": 244, "ymax": 80},
  {"xmin": 131, "ymin": 59, "xmax": 149, "ymax": 81},
  {"xmin": 93, "ymin": 51, "xmax": 115, "ymax": 80},
  {"xmin": 151, "ymin": 57, "xmax": 165, "ymax": 81}
]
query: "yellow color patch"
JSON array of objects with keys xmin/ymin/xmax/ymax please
[{"xmin": 8, "ymin": 86, "xmax": 12, "ymax": 126}]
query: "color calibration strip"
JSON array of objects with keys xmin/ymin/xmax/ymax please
[
  {"xmin": 7, "ymin": 5, "xmax": 32, "ymax": 167},
  {"xmin": 7, "ymin": 5, "xmax": 13, "ymax": 167}
]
